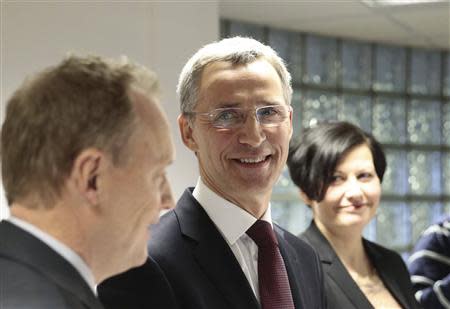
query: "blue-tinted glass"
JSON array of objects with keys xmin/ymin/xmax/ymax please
[
  {"xmin": 444, "ymin": 54, "xmax": 450, "ymax": 96},
  {"xmin": 268, "ymin": 28, "xmax": 302, "ymax": 83},
  {"xmin": 410, "ymin": 49, "xmax": 441, "ymax": 95},
  {"xmin": 407, "ymin": 150, "xmax": 441, "ymax": 195},
  {"xmin": 410, "ymin": 202, "xmax": 443, "ymax": 243},
  {"xmin": 273, "ymin": 166, "xmax": 297, "ymax": 195},
  {"xmin": 302, "ymin": 90, "xmax": 338, "ymax": 128},
  {"xmin": 374, "ymin": 45, "xmax": 406, "ymax": 92},
  {"xmin": 442, "ymin": 152, "xmax": 450, "ymax": 195},
  {"xmin": 407, "ymin": 99, "xmax": 441, "ymax": 145},
  {"xmin": 338, "ymin": 94, "xmax": 371, "ymax": 132},
  {"xmin": 342, "ymin": 41, "xmax": 372, "ymax": 90},
  {"xmin": 304, "ymin": 35, "xmax": 337, "ymax": 86},
  {"xmin": 444, "ymin": 203, "xmax": 450, "ymax": 216},
  {"xmin": 228, "ymin": 21, "xmax": 264, "ymax": 42},
  {"xmin": 372, "ymin": 96, "xmax": 406, "ymax": 144},
  {"xmin": 271, "ymin": 200, "xmax": 312, "ymax": 236},
  {"xmin": 363, "ymin": 218, "xmax": 377, "ymax": 242},
  {"xmin": 442, "ymin": 102, "xmax": 450, "ymax": 146},
  {"xmin": 292, "ymin": 91, "xmax": 302, "ymax": 136},
  {"xmin": 376, "ymin": 201, "xmax": 411, "ymax": 248},
  {"xmin": 383, "ymin": 149, "xmax": 408, "ymax": 195}
]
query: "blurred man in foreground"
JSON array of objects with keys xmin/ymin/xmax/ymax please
[{"xmin": 0, "ymin": 55, "xmax": 175, "ymax": 308}]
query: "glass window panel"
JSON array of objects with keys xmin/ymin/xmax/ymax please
[
  {"xmin": 273, "ymin": 166, "xmax": 298, "ymax": 195},
  {"xmin": 363, "ymin": 218, "xmax": 377, "ymax": 242},
  {"xmin": 338, "ymin": 94, "xmax": 371, "ymax": 132},
  {"xmin": 228, "ymin": 21, "xmax": 264, "ymax": 42},
  {"xmin": 372, "ymin": 96, "xmax": 406, "ymax": 144},
  {"xmin": 382, "ymin": 149, "xmax": 408, "ymax": 195},
  {"xmin": 407, "ymin": 150, "xmax": 442, "ymax": 195},
  {"xmin": 292, "ymin": 91, "xmax": 302, "ymax": 137},
  {"xmin": 409, "ymin": 49, "xmax": 441, "ymax": 95},
  {"xmin": 407, "ymin": 99, "xmax": 441, "ymax": 145},
  {"xmin": 341, "ymin": 41, "xmax": 372, "ymax": 90},
  {"xmin": 271, "ymin": 200, "xmax": 312, "ymax": 236},
  {"xmin": 268, "ymin": 28, "xmax": 302, "ymax": 83},
  {"xmin": 444, "ymin": 203, "xmax": 450, "ymax": 216},
  {"xmin": 374, "ymin": 45, "xmax": 406, "ymax": 92},
  {"xmin": 376, "ymin": 201, "xmax": 411, "ymax": 248},
  {"xmin": 444, "ymin": 54, "xmax": 450, "ymax": 96},
  {"xmin": 442, "ymin": 152, "xmax": 450, "ymax": 195},
  {"xmin": 220, "ymin": 20, "xmax": 228, "ymax": 39},
  {"xmin": 442, "ymin": 102, "xmax": 450, "ymax": 146},
  {"xmin": 302, "ymin": 90, "xmax": 338, "ymax": 128},
  {"xmin": 303, "ymin": 35, "xmax": 337, "ymax": 86},
  {"xmin": 410, "ymin": 202, "xmax": 443, "ymax": 243}
]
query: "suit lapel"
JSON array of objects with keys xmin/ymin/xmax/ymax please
[
  {"xmin": 175, "ymin": 191, "xmax": 259, "ymax": 309},
  {"xmin": 0, "ymin": 221, "xmax": 103, "ymax": 309},
  {"xmin": 275, "ymin": 225, "xmax": 305, "ymax": 309},
  {"xmin": 303, "ymin": 222, "xmax": 373, "ymax": 309},
  {"xmin": 364, "ymin": 241, "xmax": 409, "ymax": 309}
]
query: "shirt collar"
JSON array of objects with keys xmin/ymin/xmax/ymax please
[
  {"xmin": 192, "ymin": 177, "xmax": 272, "ymax": 245},
  {"xmin": 8, "ymin": 216, "xmax": 97, "ymax": 295}
]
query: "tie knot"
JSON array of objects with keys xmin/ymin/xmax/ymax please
[{"xmin": 246, "ymin": 220, "xmax": 278, "ymax": 248}]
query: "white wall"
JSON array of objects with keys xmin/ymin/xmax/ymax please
[{"xmin": 0, "ymin": 1, "xmax": 219, "ymax": 219}]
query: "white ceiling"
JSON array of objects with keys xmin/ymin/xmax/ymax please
[{"xmin": 220, "ymin": 0, "xmax": 450, "ymax": 50}]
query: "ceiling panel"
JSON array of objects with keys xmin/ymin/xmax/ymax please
[{"xmin": 219, "ymin": 0, "xmax": 450, "ymax": 50}]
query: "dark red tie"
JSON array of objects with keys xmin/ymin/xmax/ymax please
[{"xmin": 246, "ymin": 220, "xmax": 295, "ymax": 309}]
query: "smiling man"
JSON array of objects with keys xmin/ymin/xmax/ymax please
[
  {"xmin": 0, "ymin": 55, "xmax": 175, "ymax": 309},
  {"xmin": 99, "ymin": 37, "xmax": 326, "ymax": 309}
]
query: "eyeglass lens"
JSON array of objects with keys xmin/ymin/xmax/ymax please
[{"xmin": 212, "ymin": 105, "xmax": 290, "ymax": 129}]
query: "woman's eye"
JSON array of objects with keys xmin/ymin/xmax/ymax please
[{"xmin": 359, "ymin": 172, "xmax": 374, "ymax": 180}]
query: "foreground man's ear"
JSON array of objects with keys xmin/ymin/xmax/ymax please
[{"xmin": 71, "ymin": 148, "xmax": 103, "ymax": 206}]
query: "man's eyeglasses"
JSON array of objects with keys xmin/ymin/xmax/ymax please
[{"xmin": 185, "ymin": 105, "xmax": 292, "ymax": 129}]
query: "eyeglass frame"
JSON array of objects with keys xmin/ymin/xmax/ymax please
[{"xmin": 183, "ymin": 104, "xmax": 293, "ymax": 130}]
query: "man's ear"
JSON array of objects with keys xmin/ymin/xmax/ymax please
[
  {"xmin": 71, "ymin": 148, "xmax": 103, "ymax": 206},
  {"xmin": 178, "ymin": 114, "xmax": 198, "ymax": 152}
]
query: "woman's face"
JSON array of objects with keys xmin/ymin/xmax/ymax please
[{"xmin": 309, "ymin": 144, "xmax": 381, "ymax": 234}]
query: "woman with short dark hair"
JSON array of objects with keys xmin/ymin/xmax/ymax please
[{"xmin": 287, "ymin": 121, "xmax": 419, "ymax": 309}]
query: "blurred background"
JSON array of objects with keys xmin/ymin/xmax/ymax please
[{"xmin": 1, "ymin": 0, "xmax": 449, "ymax": 258}]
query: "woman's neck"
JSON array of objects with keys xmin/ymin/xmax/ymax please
[{"xmin": 315, "ymin": 219, "xmax": 372, "ymax": 275}]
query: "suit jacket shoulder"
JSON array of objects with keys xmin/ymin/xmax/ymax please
[
  {"xmin": 99, "ymin": 188, "xmax": 326, "ymax": 309},
  {"xmin": 300, "ymin": 221, "xmax": 419, "ymax": 309},
  {"xmin": 98, "ymin": 257, "xmax": 179, "ymax": 309},
  {"xmin": 0, "ymin": 221, "xmax": 103, "ymax": 309}
]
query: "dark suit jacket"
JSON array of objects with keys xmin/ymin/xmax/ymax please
[
  {"xmin": 99, "ymin": 188, "xmax": 326, "ymax": 309},
  {"xmin": 300, "ymin": 221, "xmax": 420, "ymax": 309},
  {"xmin": 0, "ymin": 220, "xmax": 104, "ymax": 309}
]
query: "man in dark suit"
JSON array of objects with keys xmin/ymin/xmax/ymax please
[
  {"xmin": 0, "ymin": 55, "xmax": 175, "ymax": 308},
  {"xmin": 99, "ymin": 37, "xmax": 326, "ymax": 309}
]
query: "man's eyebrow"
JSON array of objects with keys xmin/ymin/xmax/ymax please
[
  {"xmin": 215, "ymin": 102, "xmax": 240, "ymax": 108},
  {"xmin": 258, "ymin": 99, "xmax": 284, "ymax": 105}
]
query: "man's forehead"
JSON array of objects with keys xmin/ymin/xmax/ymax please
[
  {"xmin": 129, "ymin": 88, "xmax": 173, "ymax": 157},
  {"xmin": 201, "ymin": 58, "xmax": 274, "ymax": 77}
]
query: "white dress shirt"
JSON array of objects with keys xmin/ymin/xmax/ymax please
[
  {"xmin": 193, "ymin": 177, "xmax": 273, "ymax": 301},
  {"xmin": 7, "ymin": 216, "xmax": 97, "ymax": 295}
]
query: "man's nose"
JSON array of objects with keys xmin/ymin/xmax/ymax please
[{"xmin": 237, "ymin": 113, "xmax": 266, "ymax": 147}]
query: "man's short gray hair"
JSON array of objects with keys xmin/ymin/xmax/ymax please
[{"xmin": 177, "ymin": 36, "xmax": 293, "ymax": 114}]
